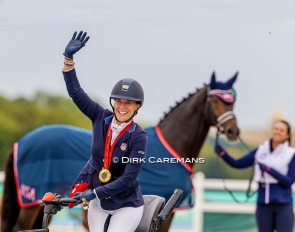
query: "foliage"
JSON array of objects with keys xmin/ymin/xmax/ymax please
[
  {"xmin": 0, "ymin": 92, "xmax": 93, "ymax": 170},
  {"xmin": 0, "ymin": 91, "xmax": 151, "ymax": 171}
]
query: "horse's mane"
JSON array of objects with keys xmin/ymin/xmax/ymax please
[{"xmin": 158, "ymin": 84, "xmax": 207, "ymax": 124}]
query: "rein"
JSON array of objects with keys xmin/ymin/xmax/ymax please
[{"xmin": 215, "ymin": 129, "xmax": 256, "ymax": 203}]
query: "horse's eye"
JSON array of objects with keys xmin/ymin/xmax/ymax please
[{"xmin": 211, "ymin": 98, "xmax": 219, "ymax": 104}]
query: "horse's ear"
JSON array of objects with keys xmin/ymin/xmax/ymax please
[
  {"xmin": 226, "ymin": 71, "xmax": 238, "ymax": 88},
  {"xmin": 209, "ymin": 71, "xmax": 216, "ymax": 89}
]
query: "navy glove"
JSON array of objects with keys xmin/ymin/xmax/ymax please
[
  {"xmin": 214, "ymin": 142, "xmax": 226, "ymax": 156},
  {"xmin": 72, "ymin": 189, "xmax": 96, "ymax": 206},
  {"xmin": 258, "ymin": 163, "xmax": 270, "ymax": 173},
  {"xmin": 63, "ymin": 31, "xmax": 90, "ymax": 59}
]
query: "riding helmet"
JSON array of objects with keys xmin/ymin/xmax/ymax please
[{"xmin": 110, "ymin": 78, "xmax": 144, "ymax": 106}]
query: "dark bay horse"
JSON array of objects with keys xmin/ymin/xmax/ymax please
[
  {"xmin": 1, "ymin": 72, "xmax": 240, "ymax": 232},
  {"xmin": 140, "ymin": 71, "xmax": 240, "ymax": 231}
]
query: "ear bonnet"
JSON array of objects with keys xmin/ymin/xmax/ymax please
[{"xmin": 208, "ymin": 72, "xmax": 238, "ymax": 104}]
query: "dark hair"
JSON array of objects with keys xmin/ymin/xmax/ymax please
[{"xmin": 276, "ymin": 120, "xmax": 292, "ymax": 144}]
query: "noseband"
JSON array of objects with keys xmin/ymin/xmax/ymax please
[{"xmin": 216, "ymin": 111, "xmax": 236, "ymax": 132}]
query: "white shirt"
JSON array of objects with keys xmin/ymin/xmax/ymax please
[
  {"xmin": 110, "ymin": 117, "xmax": 131, "ymax": 145},
  {"xmin": 254, "ymin": 140, "xmax": 295, "ymax": 184}
]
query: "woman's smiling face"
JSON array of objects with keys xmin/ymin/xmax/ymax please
[
  {"xmin": 272, "ymin": 121, "xmax": 290, "ymax": 144},
  {"xmin": 113, "ymin": 98, "xmax": 140, "ymax": 124}
]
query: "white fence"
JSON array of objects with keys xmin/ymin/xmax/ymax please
[
  {"xmin": 185, "ymin": 172, "xmax": 257, "ymax": 232},
  {"xmin": 0, "ymin": 172, "xmax": 4, "ymax": 184}
]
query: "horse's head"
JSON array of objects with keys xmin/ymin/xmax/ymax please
[{"xmin": 207, "ymin": 72, "xmax": 240, "ymax": 141}]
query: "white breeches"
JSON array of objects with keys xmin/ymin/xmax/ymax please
[{"xmin": 88, "ymin": 198, "xmax": 144, "ymax": 232}]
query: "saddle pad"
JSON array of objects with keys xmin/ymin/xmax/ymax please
[
  {"xmin": 13, "ymin": 125, "xmax": 92, "ymax": 207},
  {"xmin": 139, "ymin": 126, "xmax": 194, "ymax": 209}
]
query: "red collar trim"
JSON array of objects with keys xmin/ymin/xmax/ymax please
[
  {"xmin": 155, "ymin": 126, "xmax": 193, "ymax": 173},
  {"xmin": 13, "ymin": 142, "xmax": 41, "ymax": 207}
]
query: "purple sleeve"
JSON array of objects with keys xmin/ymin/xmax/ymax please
[
  {"xmin": 267, "ymin": 154, "xmax": 295, "ymax": 187},
  {"xmin": 63, "ymin": 68, "xmax": 104, "ymax": 121},
  {"xmin": 221, "ymin": 148, "xmax": 257, "ymax": 168}
]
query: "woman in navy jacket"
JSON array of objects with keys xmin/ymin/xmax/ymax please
[
  {"xmin": 215, "ymin": 120, "xmax": 295, "ymax": 232},
  {"xmin": 62, "ymin": 31, "xmax": 148, "ymax": 232}
]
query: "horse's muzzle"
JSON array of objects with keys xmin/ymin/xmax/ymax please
[{"xmin": 224, "ymin": 126, "xmax": 240, "ymax": 141}]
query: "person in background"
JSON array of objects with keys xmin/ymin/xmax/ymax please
[
  {"xmin": 62, "ymin": 31, "xmax": 147, "ymax": 232},
  {"xmin": 215, "ymin": 120, "xmax": 295, "ymax": 232}
]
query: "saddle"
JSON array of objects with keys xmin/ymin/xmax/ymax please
[{"xmin": 135, "ymin": 195, "xmax": 165, "ymax": 232}]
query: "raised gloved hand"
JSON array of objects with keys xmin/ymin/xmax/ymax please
[
  {"xmin": 63, "ymin": 31, "xmax": 90, "ymax": 59},
  {"xmin": 214, "ymin": 142, "xmax": 226, "ymax": 156},
  {"xmin": 72, "ymin": 189, "xmax": 96, "ymax": 206},
  {"xmin": 258, "ymin": 163, "xmax": 270, "ymax": 173},
  {"xmin": 69, "ymin": 182, "xmax": 88, "ymax": 208}
]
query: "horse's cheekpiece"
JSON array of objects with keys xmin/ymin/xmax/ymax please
[
  {"xmin": 208, "ymin": 89, "xmax": 235, "ymax": 104},
  {"xmin": 99, "ymin": 168, "xmax": 112, "ymax": 183}
]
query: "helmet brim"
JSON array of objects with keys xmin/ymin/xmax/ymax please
[{"xmin": 110, "ymin": 95, "xmax": 143, "ymax": 103}]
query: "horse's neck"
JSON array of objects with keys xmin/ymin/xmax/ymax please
[{"xmin": 158, "ymin": 87, "xmax": 211, "ymax": 163}]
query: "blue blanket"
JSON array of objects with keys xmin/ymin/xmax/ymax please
[
  {"xmin": 14, "ymin": 125, "xmax": 92, "ymax": 207},
  {"xmin": 138, "ymin": 126, "xmax": 194, "ymax": 209}
]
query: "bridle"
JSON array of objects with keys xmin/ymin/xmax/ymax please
[
  {"xmin": 215, "ymin": 110, "xmax": 236, "ymax": 133},
  {"xmin": 208, "ymin": 88, "xmax": 255, "ymax": 203},
  {"xmin": 207, "ymin": 88, "xmax": 236, "ymax": 132}
]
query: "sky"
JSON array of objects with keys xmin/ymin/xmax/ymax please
[{"xmin": 0, "ymin": 0, "xmax": 295, "ymax": 131}]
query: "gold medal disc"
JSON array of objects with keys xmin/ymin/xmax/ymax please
[{"xmin": 99, "ymin": 168, "xmax": 111, "ymax": 183}]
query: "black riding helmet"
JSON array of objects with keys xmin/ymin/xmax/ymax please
[{"xmin": 109, "ymin": 78, "xmax": 144, "ymax": 123}]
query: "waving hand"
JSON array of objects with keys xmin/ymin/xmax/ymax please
[{"xmin": 63, "ymin": 31, "xmax": 90, "ymax": 59}]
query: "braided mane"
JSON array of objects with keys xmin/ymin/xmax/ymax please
[{"xmin": 158, "ymin": 84, "xmax": 207, "ymax": 124}]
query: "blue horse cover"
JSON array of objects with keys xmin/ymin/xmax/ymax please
[
  {"xmin": 13, "ymin": 125, "xmax": 92, "ymax": 208},
  {"xmin": 13, "ymin": 124, "xmax": 194, "ymax": 210}
]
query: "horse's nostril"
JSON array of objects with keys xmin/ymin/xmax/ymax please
[
  {"xmin": 226, "ymin": 127, "xmax": 239, "ymax": 137},
  {"xmin": 226, "ymin": 128, "xmax": 234, "ymax": 135}
]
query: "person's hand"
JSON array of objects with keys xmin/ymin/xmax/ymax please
[
  {"xmin": 72, "ymin": 189, "xmax": 96, "ymax": 206},
  {"xmin": 69, "ymin": 182, "xmax": 89, "ymax": 208},
  {"xmin": 63, "ymin": 31, "xmax": 90, "ymax": 59},
  {"xmin": 258, "ymin": 163, "xmax": 270, "ymax": 173},
  {"xmin": 214, "ymin": 142, "xmax": 226, "ymax": 156}
]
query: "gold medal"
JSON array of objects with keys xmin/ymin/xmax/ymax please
[
  {"xmin": 99, "ymin": 168, "xmax": 111, "ymax": 183},
  {"xmin": 100, "ymin": 121, "xmax": 133, "ymax": 184}
]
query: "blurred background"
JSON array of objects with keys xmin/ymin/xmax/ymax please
[
  {"xmin": 0, "ymin": 0, "xmax": 294, "ymax": 173},
  {"xmin": 0, "ymin": 0, "xmax": 295, "ymax": 231}
]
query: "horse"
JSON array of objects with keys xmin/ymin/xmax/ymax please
[{"xmin": 1, "ymin": 71, "xmax": 240, "ymax": 232}]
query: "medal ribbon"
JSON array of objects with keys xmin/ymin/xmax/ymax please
[{"xmin": 103, "ymin": 120, "xmax": 134, "ymax": 169}]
